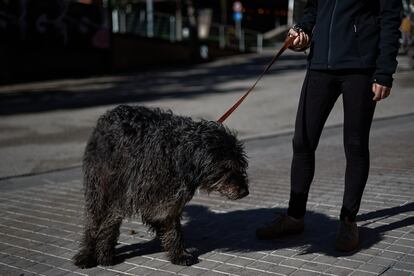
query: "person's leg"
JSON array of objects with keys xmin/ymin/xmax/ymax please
[
  {"xmin": 288, "ymin": 70, "xmax": 341, "ymax": 219},
  {"xmin": 340, "ymin": 70, "xmax": 376, "ymax": 222},
  {"xmin": 256, "ymin": 70, "xmax": 341, "ymax": 240},
  {"xmin": 336, "ymin": 71, "xmax": 375, "ymax": 252}
]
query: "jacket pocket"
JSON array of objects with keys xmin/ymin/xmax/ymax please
[{"xmin": 354, "ymin": 15, "xmax": 379, "ymax": 67}]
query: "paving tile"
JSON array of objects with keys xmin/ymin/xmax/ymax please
[
  {"xmin": 335, "ymin": 259, "xmax": 364, "ymax": 269},
  {"xmin": 349, "ymin": 270, "xmax": 377, "ymax": 276},
  {"xmin": 147, "ymin": 271, "xmax": 176, "ymax": 276},
  {"xmin": 177, "ymin": 266, "xmax": 208, "ymax": 276},
  {"xmin": 0, "ymin": 265, "xmax": 36, "ymax": 276},
  {"xmin": 126, "ymin": 266, "xmax": 157, "ymax": 275},
  {"xmin": 301, "ymin": 261, "xmax": 331, "ymax": 272},
  {"xmin": 357, "ymin": 263, "xmax": 388, "ymax": 274},
  {"xmin": 41, "ymin": 267, "xmax": 70, "ymax": 276},
  {"xmin": 325, "ymin": 266, "xmax": 354, "ymax": 276},
  {"xmin": 193, "ymin": 260, "xmax": 221, "ymax": 270},
  {"xmin": 212, "ymin": 263, "xmax": 246, "ymax": 274},
  {"xmin": 393, "ymin": 262, "xmax": 414, "ymax": 272},
  {"xmin": 381, "ymin": 268, "xmax": 411, "ymax": 276},
  {"xmin": 279, "ymin": 258, "xmax": 305, "ymax": 269},
  {"xmin": 289, "ymin": 269, "xmax": 322, "ymax": 276}
]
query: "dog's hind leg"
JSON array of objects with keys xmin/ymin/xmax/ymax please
[
  {"xmin": 153, "ymin": 218, "xmax": 198, "ymax": 266},
  {"xmin": 73, "ymin": 211, "xmax": 100, "ymax": 268},
  {"xmin": 95, "ymin": 213, "xmax": 123, "ymax": 266},
  {"xmin": 74, "ymin": 167, "xmax": 109, "ymax": 268}
]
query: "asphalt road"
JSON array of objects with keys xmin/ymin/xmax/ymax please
[{"xmin": 0, "ymin": 50, "xmax": 413, "ymax": 178}]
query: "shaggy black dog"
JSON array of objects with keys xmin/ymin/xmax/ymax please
[{"xmin": 73, "ymin": 105, "xmax": 249, "ymax": 268}]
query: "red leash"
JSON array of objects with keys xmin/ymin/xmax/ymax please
[{"xmin": 217, "ymin": 35, "xmax": 296, "ymax": 124}]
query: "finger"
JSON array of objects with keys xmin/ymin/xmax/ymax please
[
  {"xmin": 293, "ymin": 36, "xmax": 301, "ymax": 46},
  {"xmin": 385, "ymin": 88, "xmax": 391, "ymax": 98},
  {"xmin": 290, "ymin": 29, "xmax": 299, "ymax": 45},
  {"xmin": 300, "ymin": 32, "xmax": 306, "ymax": 46},
  {"xmin": 303, "ymin": 34, "xmax": 309, "ymax": 46},
  {"xmin": 292, "ymin": 31, "xmax": 309, "ymax": 48},
  {"xmin": 289, "ymin": 29, "xmax": 298, "ymax": 37},
  {"xmin": 372, "ymin": 84, "xmax": 381, "ymax": 101},
  {"xmin": 381, "ymin": 88, "xmax": 391, "ymax": 99},
  {"xmin": 379, "ymin": 87, "xmax": 386, "ymax": 100},
  {"xmin": 379, "ymin": 87, "xmax": 385, "ymax": 99},
  {"xmin": 296, "ymin": 32, "xmax": 302, "ymax": 46}
]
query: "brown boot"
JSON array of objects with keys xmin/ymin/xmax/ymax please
[
  {"xmin": 256, "ymin": 214, "xmax": 304, "ymax": 240},
  {"xmin": 335, "ymin": 218, "xmax": 359, "ymax": 252}
]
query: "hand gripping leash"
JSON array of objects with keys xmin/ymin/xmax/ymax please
[{"xmin": 217, "ymin": 35, "xmax": 297, "ymax": 124}]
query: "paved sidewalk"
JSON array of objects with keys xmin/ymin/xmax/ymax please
[{"xmin": 0, "ymin": 114, "xmax": 413, "ymax": 276}]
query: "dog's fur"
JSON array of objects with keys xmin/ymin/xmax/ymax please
[{"xmin": 73, "ymin": 105, "xmax": 249, "ymax": 267}]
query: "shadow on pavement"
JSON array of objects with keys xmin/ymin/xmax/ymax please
[
  {"xmin": 115, "ymin": 202, "xmax": 414, "ymax": 263},
  {"xmin": 0, "ymin": 54, "xmax": 306, "ymax": 115}
]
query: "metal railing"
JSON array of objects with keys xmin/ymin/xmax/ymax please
[
  {"xmin": 111, "ymin": 9, "xmax": 264, "ymax": 53},
  {"xmin": 208, "ymin": 23, "xmax": 263, "ymax": 53}
]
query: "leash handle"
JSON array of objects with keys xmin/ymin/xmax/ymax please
[{"xmin": 217, "ymin": 35, "xmax": 296, "ymax": 124}]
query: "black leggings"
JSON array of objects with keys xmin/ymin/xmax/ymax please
[{"xmin": 287, "ymin": 69, "xmax": 376, "ymax": 221}]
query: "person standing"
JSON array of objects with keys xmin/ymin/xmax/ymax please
[{"xmin": 256, "ymin": 0, "xmax": 402, "ymax": 252}]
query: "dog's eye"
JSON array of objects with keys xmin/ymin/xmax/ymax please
[{"xmin": 227, "ymin": 174, "xmax": 239, "ymax": 183}]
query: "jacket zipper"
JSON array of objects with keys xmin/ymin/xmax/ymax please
[{"xmin": 327, "ymin": 0, "xmax": 338, "ymax": 68}]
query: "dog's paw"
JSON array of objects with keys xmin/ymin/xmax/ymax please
[
  {"xmin": 97, "ymin": 255, "xmax": 115, "ymax": 266},
  {"xmin": 73, "ymin": 250, "xmax": 97, "ymax": 269},
  {"xmin": 170, "ymin": 251, "xmax": 199, "ymax": 266}
]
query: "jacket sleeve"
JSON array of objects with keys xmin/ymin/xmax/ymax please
[
  {"xmin": 374, "ymin": 0, "xmax": 402, "ymax": 87},
  {"xmin": 295, "ymin": 0, "xmax": 318, "ymax": 36}
]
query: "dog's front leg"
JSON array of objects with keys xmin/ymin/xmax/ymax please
[{"xmin": 158, "ymin": 218, "xmax": 198, "ymax": 266}]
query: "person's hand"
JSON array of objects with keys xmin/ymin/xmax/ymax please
[
  {"xmin": 288, "ymin": 28, "xmax": 310, "ymax": 51},
  {"xmin": 372, "ymin": 83, "xmax": 391, "ymax": 101}
]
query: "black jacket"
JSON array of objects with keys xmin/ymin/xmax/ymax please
[{"xmin": 296, "ymin": 0, "xmax": 402, "ymax": 87}]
